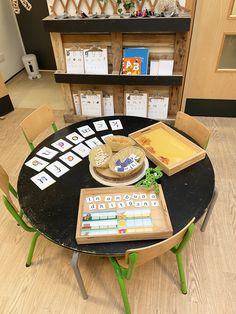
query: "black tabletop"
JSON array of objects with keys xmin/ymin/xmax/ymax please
[{"xmin": 17, "ymin": 116, "xmax": 215, "ymax": 256}]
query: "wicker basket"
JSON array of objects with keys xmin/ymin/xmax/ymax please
[
  {"xmin": 89, "ymin": 144, "xmax": 112, "ymax": 169},
  {"xmin": 109, "ymin": 146, "xmax": 146, "ymax": 177},
  {"xmin": 105, "ymin": 135, "xmax": 135, "ymax": 152}
]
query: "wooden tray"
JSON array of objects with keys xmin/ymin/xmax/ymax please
[
  {"xmin": 76, "ymin": 185, "xmax": 173, "ymax": 244},
  {"xmin": 129, "ymin": 122, "xmax": 206, "ymax": 176}
]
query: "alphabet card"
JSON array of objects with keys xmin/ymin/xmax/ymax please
[
  {"xmin": 93, "ymin": 120, "xmax": 108, "ymax": 132},
  {"xmin": 109, "ymin": 119, "xmax": 123, "ymax": 130},
  {"xmin": 85, "ymin": 137, "xmax": 103, "ymax": 149},
  {"xmin": 25, "ymin": 157, "xmax": 49, "ymax": 172},
  {"xmin": 72, "ymin": 143, "xmax": 91, "ymax": 158},
  {"xmin": 36, "ymin": 146, "xmax": 59, "ymax": 160},
  {"xmin": 59, "ymin": 151, "xmax": 82, "ymax": 167},
  {"xmin": 46, "ymin": 161, "xmax": 69, "ymax": 178},
  {"xmin": 77, "ymin": 125, "xmax": 95, "ymax": 138},
  {"xmin": 31, "ymin": 171, "xmax": 56, "ymax": 190},
  {"xmin": 66, "ymin": 132, "xmax": 85, "ymax": 145},
  {"xmin": 51, "ymin": 139, "xmax": 73, "ymax": 152}
]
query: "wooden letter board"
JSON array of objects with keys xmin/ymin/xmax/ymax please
[{"xmin": 76, "ymin": 185, "xmax": 173, "ymax": 244}]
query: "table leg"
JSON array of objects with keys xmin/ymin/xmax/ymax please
[
  {"xmin": 71, "ymin": 252, "xmax": 88, "ymax": 299},
  {"xmin": 200, "ymin": 188, "xmax": 218, "ymax": 232}
]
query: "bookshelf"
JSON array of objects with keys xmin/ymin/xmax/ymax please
[{"xmin": 43, "ymin": 3, "xmax": 196, "ymax": 123}]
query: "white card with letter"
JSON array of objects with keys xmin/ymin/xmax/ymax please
[
  {"xmin": 101, "ymin": 133, "xmax": 113, "ymax": 143},
  {"xmin": 66, "ymin": 132, "xmax": 84, "ymax": 145},
  {"xmin": 85, "ymin": 137, "xmax": 103, "ymax": 149},
  {"xmin": 72, "ymin": 143, "xmax": 91, "ymax": 158},
  {"xmin": 93, "ymin": 120, "xmax": 108, "ymax": 131},
  {"xmin": 36, "ymin": 147, "xmax": 59, "ymax": 160},
  {"xmin": 51, "ymin": 139, "xmax": 73, "ymax": 152},
  {"xmin": 25, "ymin": 157, "xmax": 49, "ymax": 172},
  {"xmin": 59, "ymin": 151, "xmax": 82, "ymax": 167},
  {"xmin": 109, "ymin": 119, "xmax": 123, "ymax": 130},
  {"xmin": 46, "ymin": 161, "xmax": 69, "ymax": 178},
  {"xmin": 31, "ymin": 171, "xmax": 56, "ymax": 190},
  {"xmin": 77, "ymin": 125, "xmax": 95, "ymax": 138}
]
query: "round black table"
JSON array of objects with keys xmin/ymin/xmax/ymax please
[{"xmin": 17, "ymin": 116, "xmax": 215, "ymax": 256}]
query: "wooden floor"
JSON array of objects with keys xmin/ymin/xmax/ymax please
[{"xmin": 0, "ymin": 109, "xmax": 235, "ymax": 314}]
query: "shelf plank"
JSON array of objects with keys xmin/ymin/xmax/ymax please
[
  {"xmin": 54, "ymin": 71, "xmax": 183, "ymax": 86},
  {"xmin": 43, "ymin": 15, "xmax": 191, "ymax": 33}
]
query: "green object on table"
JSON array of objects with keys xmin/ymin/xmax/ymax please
[{"xmin": 135, "ymin": 166, "xmax": 163, "ymax": 193}]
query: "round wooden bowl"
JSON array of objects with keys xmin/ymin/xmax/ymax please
[
  {"xmin": 109, "ymin": 146, "xmax": 146, "ymax": 177},
  {"xmin": 105, "ymin": 135, "xmax": 136, "ymax": 152},
  {"xmin": 88, "ymin": 144, "xmax": 112, "ymax": 168}
]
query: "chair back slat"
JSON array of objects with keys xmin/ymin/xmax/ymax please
[
  {"xmin": 0, "ymin": 165, "xmax": 11, "ymax": 201},
  {"xmin": 174, "ymin": 111, "xmax": 210, "ymax": 149},
  {"xmin": 124, "ymin": 219, "xmax": 195, "ymax": 267},
  {"xmin": 20, "ymin": 105, "xmax": 55, "ymax": 143}
]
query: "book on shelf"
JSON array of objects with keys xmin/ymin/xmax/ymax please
[
  {"xmin": 123, "ymin": 48, "xmax": 149, "ymax": 75},
  {"xmin": 122, "ymin": 57, "xmax": 141, "ymax": 75}
]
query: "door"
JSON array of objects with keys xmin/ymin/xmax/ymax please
[
  {"xmin": 16, "ymin": 0, "xmax": 56, "ymax": 70},
  {"xmin": 182, "ymin": 0, "xmax": 236, "ymax": 116}
]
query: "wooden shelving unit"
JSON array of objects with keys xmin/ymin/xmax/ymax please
[
  {"xmin": 54, "ymin": 71, "xmax": 183, "ymax": 86},
  {"xmin": 43, "ymin": 3, "xmax": 196, "ymax": 123}
]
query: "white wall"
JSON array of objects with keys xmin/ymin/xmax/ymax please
[{"xmin": 0, "ymin": 0, "xmax": 25, "ymax": 81}]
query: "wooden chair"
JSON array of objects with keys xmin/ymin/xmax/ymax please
[
  {"xmin": 20, "ymin": 104, "xmax": 58, "ymax": 151},
  {"xmin": 108, "ymin": 219, "xmax": 195, "ymax": 314},
  {"xmin": 174, "ymin": 111, "xmax": 217, "ymax": 231},
  {"xmin": 0, "ymin": 165, "xmax": 41, "ymax": 267},
  {"xmin": 174, "ymin": 111, "xmax": 210, "ymax": 149}
]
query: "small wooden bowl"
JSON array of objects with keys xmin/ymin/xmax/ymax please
[
  {"xmin": 109, "ymin": 146, "xmax": 146, "ymax": 177},
  {"xmin": 105, "ymin": 135, "xmax": 135, "ymax": 152},
  {"xmin": 89, "ymin": 144, "xmax": 112, "ymax": 169}
]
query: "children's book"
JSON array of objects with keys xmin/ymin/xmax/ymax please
[
  {"xmin": 122, "ymin": 57, "xmax": 141, "ymax": 75},
  {"xmin": 123, "ymin": 48, "xmax": 149, "ymax": 75}
]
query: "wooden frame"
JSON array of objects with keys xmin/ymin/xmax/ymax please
[
  {"xmin": 76, "ymin": 185, "xmax": 173, "ymax": 244},
  {"xmin": 228, "ymin": 0, "xmax": 236, "ymax": 19},
  {"xmin": 129, "ymin": 122, "xmax": 206, "ymax": 176},
  {"xmin": 45, "ymin": 1, "xmax": 196, "ymax": 123},
  {"xmin": 216, "ymin": 32, "xmax": 236, "ymax": 72}
]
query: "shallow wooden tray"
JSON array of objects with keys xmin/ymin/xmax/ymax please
[
  {"xmin": 129, "ymin": 122, "xmax": 206, "ymax": 176},
  {"xmin": 76, "ymin": 185, "xmax": 173, "ymax": 244}
]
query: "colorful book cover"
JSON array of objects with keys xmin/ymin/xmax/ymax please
[
  {"xmin": 123, "ymin": 48, "xmax": 149, "ymax": 75},
  {"xmin": 122, "ymin": 57, "xmax": 141, "ymax": 75}
]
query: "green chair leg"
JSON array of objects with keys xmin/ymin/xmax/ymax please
[
  {"xmin": 26, "ymin": 231, "xmax": 40, "ymax": 267},
  {"xmin": 19, "ymin": 208, "xmax": 24, "ymax": 219},
  {"xmin": 109, "ymin": 257, "xmax": 131, "ymax": 314},
  {"xmin": 175, "ymin": 253, "xmax": 187, "ymax": 294}
]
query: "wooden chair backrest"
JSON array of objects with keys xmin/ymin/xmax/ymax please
[
  {"xmin": 20, "ymin": 105, "xmax": 55, "ymax": 143},
  {"xmin": 174, "ymin": 111, "xmax": 210, "ymax": 149},
  {"xmin": 123, "ymin": 219, "xmax": 195, "ymax": 267},
  {"xmin": 0, "ymin": 165, "xmax": 10, "ymax": 201}
]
